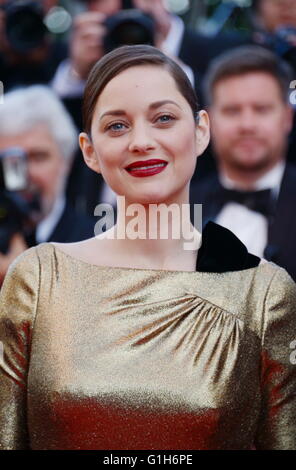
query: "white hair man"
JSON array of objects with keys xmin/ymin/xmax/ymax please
[{"xmin": 0, "ymin": 85, "xmax": 95, "ymax": 283}]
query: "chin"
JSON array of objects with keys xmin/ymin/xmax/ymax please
[
  {"xmin": 231, "ymin": 153, "xmax": 269, "ymax": 170},
  {"xmin": 124, "ymin": 190, "xmax": 175, "ymax": 206},
  {"xmin": 132, "ymin": 195, "xmax": 168, "ymax": 205}
]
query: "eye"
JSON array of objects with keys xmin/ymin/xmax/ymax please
[
  {"xmin": 222, "ymin": 107, "xmax": 240, "ymax": 116},
  {"xmin": 155, "ymin": 114, "xmax": 176, "ymax": 125},
  {"xmin": 105, "ymin": 121, "xmax": 128, "ymax": 134},
  {"xmin": 256, "ymin": 105, "xmax": 272, "ymax": 114},
  {"xmin": 28, "ymin": 152, "xmax": 50, "ymax": 163}
]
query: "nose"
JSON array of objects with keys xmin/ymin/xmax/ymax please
[
  {"xmin": 238, "ymin": 109, "xmax": 257, "ymax": 132},
  {"xmin": 128, "ymin": 122, "xmax": 156, "ymax": 154}
]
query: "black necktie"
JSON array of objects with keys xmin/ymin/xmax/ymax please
[{"xmin": 217, "ymin": 185, "xmax": 274, "ymax": 217}]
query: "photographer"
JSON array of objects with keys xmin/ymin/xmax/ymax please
[
  {"xmin": 0, "ymin": 0, "xmax": 67, "ymax": 91},
  {"xmin": 0, "ymin": 86, "xmax": 95, "ymax": 285},
  {"xmin": 51, "ymin": 0, "xmax": 208, "ymax": 98}
]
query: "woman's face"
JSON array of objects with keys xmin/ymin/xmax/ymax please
[{"xmin": 80, "ymin": 65, "xmax": 209, "ymax": 206}]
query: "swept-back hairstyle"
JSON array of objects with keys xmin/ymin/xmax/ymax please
[{"xmin": 82, "ymin": 44, "xmax": 199, "ymax": 135}]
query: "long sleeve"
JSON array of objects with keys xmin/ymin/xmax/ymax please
[
  {"xmin": 255, "ymin": 267, "xmax": 296, "ymax": 450},
  {"xmin": 0, "ymin": 248, "xmax": 40, "ymax": 450}
]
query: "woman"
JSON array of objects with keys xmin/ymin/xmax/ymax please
[{"xmin": 0, "ymin": 45, "xmax": 295, "ymax": 450}]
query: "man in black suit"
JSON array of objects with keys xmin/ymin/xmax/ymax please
[
  {"xmin": 190, "ymin": 45, "xmax": 296, "ymax": 281},
  {"xmin": 0, "ymin": 85, "xmax": 96, "ymax": 284}
]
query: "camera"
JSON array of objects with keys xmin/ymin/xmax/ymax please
[
  {"xmin": 0, "ymin": 148, "xmax": 39, "ymax": 254},
  {"xmin": 2, "ymin": 0, "xmax": 48, "ymax": 53},
  {"xmin": 103, "ymin": 0, "xmax": 155, "ymax": 53}
]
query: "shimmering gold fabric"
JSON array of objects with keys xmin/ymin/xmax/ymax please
[{"xmin": 0, "ymin": 243, "xmax": 295, "ymax": 450}]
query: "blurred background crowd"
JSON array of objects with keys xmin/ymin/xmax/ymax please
[{"xmin": 1, "ymin": 0, "xmax": 296, "ymax": 284}]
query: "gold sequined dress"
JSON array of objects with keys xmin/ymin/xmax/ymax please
[{"xmin": 0, "ymin": 223, "xmax": 295, "ymax": 450}]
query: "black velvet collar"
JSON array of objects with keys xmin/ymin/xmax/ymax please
[{"xmin": 196, "ymin": 221, "xmax": 260, "ymax": 273}]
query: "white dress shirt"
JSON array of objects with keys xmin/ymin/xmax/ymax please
[
  {"xmin": 216, "ymin": 161, "xmax": 285, "ymax": 257},
  {"xmin": 36, "ymin": 194, "xmax": 66, "ymax": 243}
]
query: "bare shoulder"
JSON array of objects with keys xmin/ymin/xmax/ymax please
[
  {"xmin": 51, "ymin": 238, "xmax": 95, "ymax": 257},
  {"xmin": 50, "ymin": 227, "xmax": 116, "ymax": 266}
]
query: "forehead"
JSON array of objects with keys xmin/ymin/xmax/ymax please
[
  {"xmin": 94, "ymin": 65, "xmax": 185, "ymax": 110},
  {"xmin": 85, "ymin": 0, "xmax": 121, "ymax": 14},
  {"xmin": 212, "ymin": 72, "xmax": 284, "ymax": 104},
  {"xmin": 260, "ymin": 0, "xmax": 296, "ymax": 12},
  {"xmin": 0, "ymin": 125, "xmax": 56, "ymax": 150}
]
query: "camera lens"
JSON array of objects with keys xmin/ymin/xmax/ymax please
[
  {"xmin": 5, "ymin": 1, "xmax": 47, "ymax": 53},
  {"xmin": 104, "ymin": 9, "xmax": 155, "ymax": 53},
  {"xmin": 111, "ymin": 20, "xmax": 153, "ymax": 45}
]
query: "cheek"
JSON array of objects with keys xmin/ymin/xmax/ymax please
[
  {"xmin": 96, "ymin": 150, "xmax": 118, "ymax": 170},
  {"xmin": 176, "ymin": 123, "xmax": 197, "ymax": 147},
  {"xmin": 173, "ymin": 133, "xmax": 198, "ymax": 167},
  {"xmin": 47, "ymin": 158, "xmax": 65, "ymax": 181},
  {"xmin": 95, "ymin": 139, "xmax": 126, "ymax": 169},
  {"xmin": 210, "ymin": 113, "xmax": 232, "ymax": 136},
  {"xmin": 28, "ymin": 164, "xmax": 45, "ymax": 185},
  {"xmin": 211, "ymin": 122, "xmax": 234, "ymax": 143},
  {"xmin": 40, "ymin": 160, "xmax": 65, "ymax": 190},
  {"xmin": 261, "ymin": 116, "xmax": 285, "ymax": 138},
  {"xmin": 177, "ymin": 133, "xmax": 193, "ymax": 149}
]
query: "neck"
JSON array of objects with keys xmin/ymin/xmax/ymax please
[
  {"xmin": 219, "ymin": 159, "xmax": 283, "ymax": 190},
  {"xmin": 100, "ymin": 192, "xmax": 201, "ymax": 269}
]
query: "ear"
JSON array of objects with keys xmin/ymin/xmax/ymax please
[
  {"xmin": 195, "ymin": 110, "xmax": 210, "ymax": 157},
  {"xmin": 79, "ymin": 132, "xmax": 101, "ymax": 174}
]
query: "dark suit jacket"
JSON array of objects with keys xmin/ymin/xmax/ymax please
[
  {"xmin": 190, "ymin": 163, "xmax": 296, "ymax": 281},
  {"xmin": 0, "ymin": 40, "xmax": 68, "ymax": 92},
  {"xmin": 26, "ymin": 202, "xmax": 96, "ymax": 247},
  {"xmin": 47, "ymin": 202, "xmax": 96, "ymax": 243}
]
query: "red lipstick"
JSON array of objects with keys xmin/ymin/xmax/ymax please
[{"xmin": 125, "ymin": 159, "xmax": 168, "ymax": 178}]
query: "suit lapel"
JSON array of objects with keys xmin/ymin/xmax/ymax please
[
  {"xmin": 265, "ymin": 163, "xmax": 296, "ymax": 261},
  {"xmin": 190, "ymin": 174, "xmax": 222, "ymax": 228},
  {"xmin": 47, "ymin": 204, "xmax": 71, "ymax": 243}
]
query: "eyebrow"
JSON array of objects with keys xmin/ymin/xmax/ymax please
[
  {"xmin": 99, "ymin": 100, "xmax": 181, "ymax": 120},
  {"xmin": 27, "ymin": 150, "xmax": 50, "ymax": 158},
  {"xmin": 28, "ymin": 150, "xmax": 49, "ymax": 155}
]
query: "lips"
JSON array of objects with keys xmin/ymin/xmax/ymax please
[
  {"xmin": 125, "ymin": 159, "xmax": 168, "ymax": 178},
  {"xmin": 125, "ymin": 159, "xmax": 168, "ymax": 171}
]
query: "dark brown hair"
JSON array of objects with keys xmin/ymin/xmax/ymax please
[
  {"xmin": 204, "ymin": 45, "xmax": 293, "ymax": 106},
  {"xmin": 82, "ymin": 44, "xmax": 199, "ymax": 135}
]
